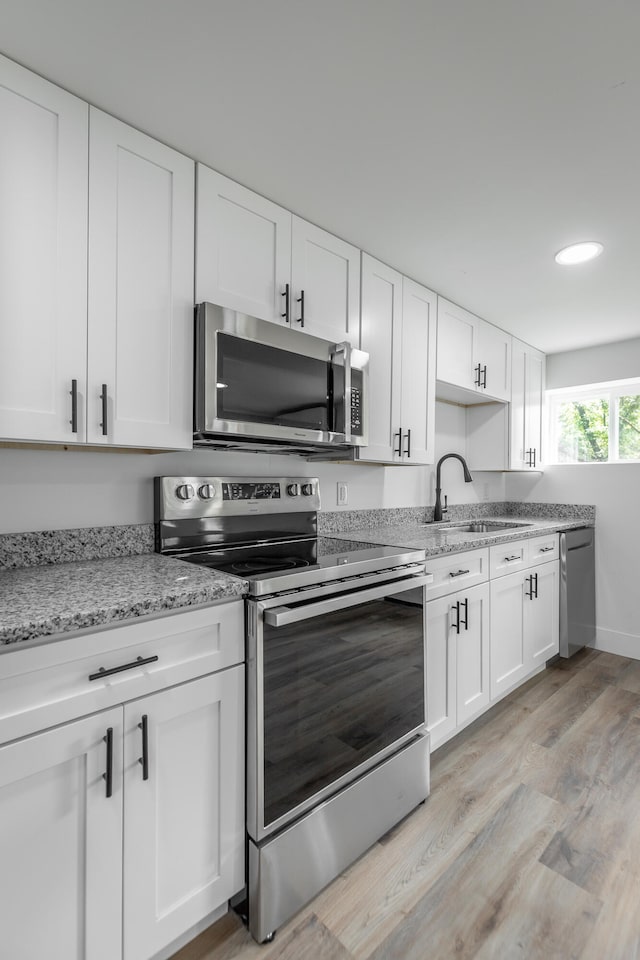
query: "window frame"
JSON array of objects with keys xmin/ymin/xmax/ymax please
[{"xmin": 547, "ymin": 377, "xmax": 640, "ymax": 465}]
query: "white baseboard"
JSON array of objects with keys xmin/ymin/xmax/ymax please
[{"xmin": 594, "ymin": 627, "xmax": 640, "ymax": 660}]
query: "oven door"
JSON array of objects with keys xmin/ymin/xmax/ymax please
[{"xmin": 246, "ymin": 574, "xmax": 430, "ymax": 842}]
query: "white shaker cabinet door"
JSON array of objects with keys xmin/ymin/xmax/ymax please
[
  {"xmin": 359, "ymin": 254, "xmax": 403, "ymax": 462},
  {"xmin": 490, "ymin": 570, "xmax": 528, "ymax": 700},
  {"xmin": 436, "ymin": 297, "xmax": 477, "ymax": 392},
  {"xmin": 88, "ymin": 108, "xmax": 194, "ymax": 449},
  {"xmin": 290, "ymin": 216, "xmax": 360, "ymax": 346},
  {"xmin": 456, "ymin": 582, "xmax": 491, "ymax": 727},
  {"xmin": 0, "ymin": 708, "xmax": 123, "ymax": 960},
  {"xmin": 123, "ymin": 665, "xmax": 245, "ymax": 960},
  {"xmin": 475, "ymin": 320, "xmax": 511, "ymax": 402},
  {"xmin": 400, "ymin": 277, "xmax": 437, "ymax": 464},
  {"xmin": 196, "ymin": 164, "xmax": 292, "ymax": 324},
  {"xmin": 524, "ymin": 561, "xmax": 559, "ymax": 668},
  {"xmin": 425, "ymin": 593, "xmax": 458, "ymax": 750},
  {"xmin": 0, "ymin": 54, "xmax": 88, "ymax": 443}
]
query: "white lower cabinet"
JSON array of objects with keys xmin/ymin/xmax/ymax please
[
  {"xmin": 0, "ymin": 603, "xmax": 245, "ymax": 960},
  {"xmin": 124, "ymin": 667, "xmax": 245, "ymax": 960},
  {"xmin": 490, "ymin": 560, "xmax": 559, "ymax": 699},
  {"xmin": 0, "ymin": 709, "xmax": 123, "ymax": 960},
  {"xmin": 426, "ymin": 582, "xmax": 490, "ymax": 750}
]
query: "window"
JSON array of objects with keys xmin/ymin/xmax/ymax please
[{"xmin": 548, "ymin": 379, "xmax": 640, "ymax": 464}]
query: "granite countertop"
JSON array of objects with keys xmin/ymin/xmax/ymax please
[
  {"xmin": 0, "ymin": 553, "xmax": 246, "ymax": 647},
  {"xmin": 325, "ymin": 515, "xmax": 593, "ymax": 556}
]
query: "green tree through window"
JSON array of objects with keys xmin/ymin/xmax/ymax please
[{"xmin": 550, "ymin": 381, "xmax": 640, "ymax": 463}]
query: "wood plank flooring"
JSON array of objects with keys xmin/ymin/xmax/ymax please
[{"xmin": 171, "ymin": 649, "xmax": 640, "ymax": 960}]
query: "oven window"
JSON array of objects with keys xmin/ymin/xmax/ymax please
[
  {"xmin": 217, "ymin": 333, "xmax": 332, "ymax": 431},
  {"xmin": 262, "ymin": 596, "xmax": 425, "ymax": 829}
]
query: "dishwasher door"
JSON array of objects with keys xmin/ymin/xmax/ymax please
[{"xmin": 559, "ymin": 527, "xmax": 596, "ymax": 657}]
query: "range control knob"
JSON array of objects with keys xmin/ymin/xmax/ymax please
[
  {"xmin": 198, "ymin": 483, "xmax": 215, "ymax": 500},
  {"xmin": 287, "ymin": 483, "xmax": 300, "ymax": 497},
  {"xmin": 301, "ymin": 483, "xmax": 314, "ymax": 497},
  {"xmin": 175, "ymin": 483, "xmax": 195, "ymax": 501}
]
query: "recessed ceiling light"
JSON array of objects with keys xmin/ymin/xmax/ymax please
[{"xmin": 554, "ymin": 241, "xmax": 604, "ymax": 266}]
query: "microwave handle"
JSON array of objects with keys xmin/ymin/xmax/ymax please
[
  {"xmin": 263, "ymin": 573, "xmax": 433, "ymax": 628},
  {"xmin": 331, "ymin": 340, "xmax": 352, "ymax": 443}
]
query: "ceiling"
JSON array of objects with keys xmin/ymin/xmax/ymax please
[{"xmin": 2, "ymin": 0, "xmax": 640, "ymax": 355}]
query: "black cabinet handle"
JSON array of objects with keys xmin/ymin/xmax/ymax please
[
  {"xmin": 99, "ymin": 384, "xmax": 108, "ymax": 436},
  {"xmin": 281, "ymin": 283, "xmax": 290, "ymax": 323},
  {"xmin": 452, "ymin": 600, "xmax": 461, "ymax": 634},
  {"xmin": 138, "ymin": 714, "xmax": 149, "ymax": 781},
  {"xmin": 482, "ymin": 365, "xmax": 487, "ymax": 389},
  {"xmin": 525, "ymin": 574, "xmax": 534, "ymax": 599},
  {"xmin": 69, "ymin": 379, "xmax": 78, "ymax": 433},
  {"xmin": 474, "ymin": 363, "xmax": 482, "ymax": 387},
  {"xmin": 525, "ymin": 448, "xmax": 533, "ymax": 467},
  {"xmin": 504, "ymin": 555, "xmax": 520, "ymax": 562},
  {"xmin": 394, "ymin": 427, "xmax": 403, "ymax": 456},
  {"xmin": 532, "ymin": 448, "xmax": 537, "ymax": 469},
  {"xmin": 296, "ymin": 289, "xmax": 305, "ymax": 327},
  {"xmin": 103, "ymin": 727, "xmax": 113, "ymax": 798},
  {"xmin": 449, "ymin": 568, "xmax": 470, "ymax": 578},
  {"xmin": 88, "ymin": 654, "xmax": 158, "ymax": 682},
  {"xmin": 404, "ymin": 428, "xmax": 412, "ymax": 458},
  {"xmin": 459, "ymin": 597, "xmax": 469, "ymax": 631},
  {"xmin": 533, "ymin": 572, "xmax": 539, "ymax": 598}
]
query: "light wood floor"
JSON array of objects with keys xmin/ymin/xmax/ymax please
[{"xmin": 172, "ymin": 649, "xmax": 640, "ymax": 960}]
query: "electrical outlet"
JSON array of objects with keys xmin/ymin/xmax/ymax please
[{"xmin": 337, "ymin": 482, "xmax": 348, "ymax": 506}]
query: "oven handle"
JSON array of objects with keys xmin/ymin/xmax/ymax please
[{"xmin": 263, "ymin": 574, "xmax": 433, "ymax": 627}]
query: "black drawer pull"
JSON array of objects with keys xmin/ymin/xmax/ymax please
[
  {"xmin": 504, "ymin": 555, "xmax": 520, "ymax": 562},
  {"xmin": 449, "ymin": 569, "xmax": 470, "ymax": 578},
  {"xmin": 138, "ymin": 714, "xmax": 149, "ymax": 781},
  {"xmin": 103, "ymin": 727, "xmax": 113, "ymax": 798},
  {"xmin": 89, "ymin": 654, "xmax": 158, "ymax": 682}
]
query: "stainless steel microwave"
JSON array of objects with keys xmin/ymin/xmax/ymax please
[{"xmin": 193, "ymin": 303, "xmax": 369, "ymax": 454}]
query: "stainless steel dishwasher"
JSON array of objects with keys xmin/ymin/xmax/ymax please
[{"xmin": 559, "ymin": 527, "xmax": 596, "ymax": 657}]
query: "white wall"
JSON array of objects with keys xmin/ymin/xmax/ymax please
[
  {"xmin": 0, "ymin": 401, "xmax": 504, "ymax": 533},
  {"xmin": 508, "ymin": 334, "xmax": 640, "ymax": 659}
]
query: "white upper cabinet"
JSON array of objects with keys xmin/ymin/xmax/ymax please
[
  {"xmin": 511, "ymin": 337, "xmax": 545, "ymax": 469},
  {"xmin": 88, "ymin": 109, "xmax": 195, "ymax": 449},
  {"xmin": 196, "ymin": 165, "xmax": 360, "ymax": 345},
  {"xmin": 359, "ymin": 255, "xmax": 436, "ymax": 464},
  {"xmin": 196, "ymin": 166, "xmax": 292, "ymax": 324},
  {"xmin": 437, "ymin": 297, "xmax": 511, "ymax": 402},
  {"xmin": 0, "ymin": 54, "xmax": 88, "ymax": 443}
]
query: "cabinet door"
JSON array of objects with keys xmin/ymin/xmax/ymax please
[
  {"xmin": 511, "ymin": 338, "xmax": 545, "ymax": 469},
  {"xmin": 400, "ymin": 278, "xmax": 437, "ymax": 464},
  {"xmin": 359, "ymin": 254, "xmax": 403, "ymax": 463},
  {"xmin": 0, "ymin": 54, "xmax": 88, "ymax": 443},
  {"xmin": 0, "ymin": 708, "xmax": 122, "ymax": 960},
  {"xmin": 526, "ymin": 346, "xmax": 545, "ymax": 468},
  {"xmin": 196, "ymin": 165, "xmax": 292, "ymax": 323},
  {"xmin": 123, "ymin": 665, "xmax": 245, "ymax": 960},
  {"xmin": 475, "ymin": 320, "xmax": 511, "ymax": 402},
  {"xmin": 88, "ymin": 108, "xmax": 194, "ymax": 449},
  {"xmin": 436, "ymin": 297, "xmax": 477, "ymax": 391},
  {"xmin": 525, "ymin": 561, "xmax": 559, "ymax": 668},
  {"xmin": 456, "ymin": 583, "xmax": 490, "ymax": 727},
  {"xmin": 425, "ymin": 593, "xmax": 457, "ymax": 749},
  {"xmin": 291, "ymin": 216, "xmax": 360, "ymax": 345},
  {"xmin": 490, "ymin": 570, "xmax": 528, "ymax": 699}
]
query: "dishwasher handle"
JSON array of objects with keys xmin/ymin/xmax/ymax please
[{"xmin": 264, "ymin": 574, "xmax": 433, "ymax": 628}]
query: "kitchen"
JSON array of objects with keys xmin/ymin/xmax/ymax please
[{"xmin": 1, "ymin": 2, "xmax": 640, "ymax": 958}]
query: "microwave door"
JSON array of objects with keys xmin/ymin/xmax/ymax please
[{"xmin": 330, "ymin": 342, "xmax": 351, "ymax": 444}]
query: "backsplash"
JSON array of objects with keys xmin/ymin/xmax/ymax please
[{"xmin": 0, "ymin": 501, "xmax": 595, "ymax": 569}]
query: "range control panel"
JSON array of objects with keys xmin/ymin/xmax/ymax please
[{"xmin": 155, "ymin": 476, "xmax": 320, "ymax": 520}]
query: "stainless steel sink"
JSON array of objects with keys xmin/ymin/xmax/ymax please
[{"xmin": 439, "ymin": 520, "xmax": 532, "ymax": 533}]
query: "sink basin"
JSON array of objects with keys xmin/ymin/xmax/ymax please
[{"xmin": 439, "ymin": 520, "xmax": 532, "ymax": 533}]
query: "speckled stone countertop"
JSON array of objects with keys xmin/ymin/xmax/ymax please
[
  {"xmin": 324, "ymin": 515, "xmax": 594, "ymax": 557},
  {"xmin": 0, "ymin": 554, "xmax": 246, "ymax": 647}
]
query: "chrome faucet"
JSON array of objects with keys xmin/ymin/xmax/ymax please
[{"xmin": 434, "ymin": 453, "xmax": 473, "ymax": 522}]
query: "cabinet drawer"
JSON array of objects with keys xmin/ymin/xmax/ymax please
[
  {"xmin": 526, "ymin": 533, "xmax": 559, "ymax": 567},
  {"xmin": 489, "ymin": 539, "xmax": 529, "ymax": 579},
  {"xmin": 424, "ymin": 549, "xmax": 489, "ymax": 600},
  {"xmin": 0, "ymin": 602, "xmax": 244, "ymax": 746}
]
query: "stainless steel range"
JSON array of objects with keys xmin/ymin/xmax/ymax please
[{"xmin": 155, "ymin": 476, "xmax": 432, "ymax": 943}]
